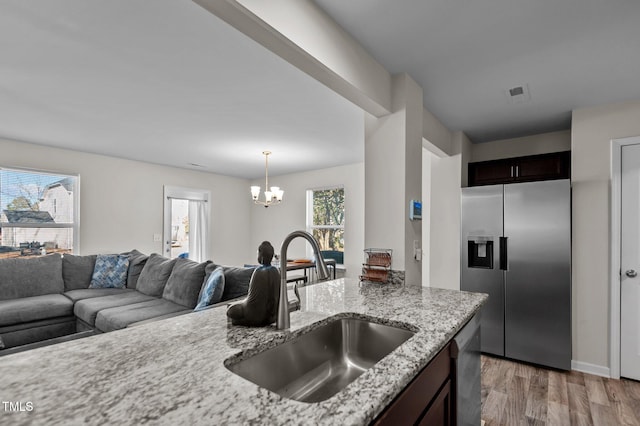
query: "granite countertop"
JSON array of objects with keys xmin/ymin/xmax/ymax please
[{"xmin": 0, "ymin": 279, "xmax": 487, "ymax": 426}]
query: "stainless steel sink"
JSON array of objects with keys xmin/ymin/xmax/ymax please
[{"xmin": 225, "ymin": 317, "xmax": 415, "ymax": 403}]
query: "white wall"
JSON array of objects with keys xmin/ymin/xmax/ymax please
[
  {"xmin": 571, "ymin": 100, "xmax": 640, "ymax": 372},
  {"xmin": 471, "ymin": 130, "xmax": 571, "ymax": 163},
  {"xmin": 364, "ymin": 107, "xmax": 405, "ymax": 271},
  {"xmin": 364, "ymin": 74, "xmax": 423, "ymax": 284},
  {"xmin": 421, "ymin": 148, "xmax": 433, "ymax": 286},
  {"xmin": 403, "ymin": 75, "xmax": 424, "ymax": 286},
  {"xmin": 428, "ymin": 153, "xmax": 462, "ymax": 290},
  {"xmin": 452, "ymin": 131, "xmax": 472, "ymax": 188},
  {"xmin": 0, "ymin": 138, "xmax": 251, "ymax": 266},
  {"xmin": 423, "ymin": 108, "xmax": 453, "ymax": 157},
  {"xmin": 249, "ymin": 162, "xmax": 364, "ymax": 277}
]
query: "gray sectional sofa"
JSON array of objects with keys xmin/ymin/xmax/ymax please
[{"xmin": 0, "ymin": 251, "xmax": 255, "ymax": 351}]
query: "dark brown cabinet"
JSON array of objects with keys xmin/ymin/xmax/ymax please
[
  {"xmin": 418, "ymin": 380, "xmax": 452, "ymax": 426},
  {"xmin": 372, "ymin": 343, "xmax": 453, "ymax": 426},
  {"xmin": 468, "ymin": 151, "xmax": 570, "ymax": 187}
]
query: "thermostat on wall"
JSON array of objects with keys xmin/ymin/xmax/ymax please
[{"xmin": 409, "ymin": 199, "xmax": 422, "ymax": 220}]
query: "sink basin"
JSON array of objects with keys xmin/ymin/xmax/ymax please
[{"xmin": 225, "ymin": 316, "xmax": 415, "ymax": 403}]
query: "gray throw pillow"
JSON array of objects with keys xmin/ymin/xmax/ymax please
[
  {"xmin": 0, "ymin": 253, "xmax": 64, "ymax": 300},
  {"xmin": 220, "ymin": 266, "xmax": 256, "ymax": 301},
  {"xmin": 136, "ymin": 254, "xmax": 177, "ymax": 297},
  {"xmin": 163, "ymin": 258, "xmax": 211, "ymax": 308},
  {"xmin": 121, "ymin": 249, "xmax": 148, "ymax": 289},
  {"xmin": 62, "ymin": 254, "xmax": 97, "ymax": 291}
]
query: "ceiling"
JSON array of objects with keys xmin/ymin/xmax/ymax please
[
  {"xmin": 3, "ymin": 1, "xmax": 639, "ymax": 180},
  {"xmin": 0, "ymin": 0, "xmax": 364, "ymax": 179},
  {"xmin": 315, "ymin": 0, "xmax": 640, "ymax": 143}
]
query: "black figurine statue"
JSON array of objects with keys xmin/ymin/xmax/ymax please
[{"xmin": 226, "ymin": 241, "xmax": 280, "ymax": 326}]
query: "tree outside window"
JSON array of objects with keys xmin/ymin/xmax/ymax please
[{"xmin": 307, "ymin": 187, "xmax": 344, "ymax": 264}]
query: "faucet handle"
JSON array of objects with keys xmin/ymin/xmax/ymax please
[
  {"xmin": 285, "ymin": 281, "xmax": 301, "ymax": 312},
  {"xmin": 293, "ymin": 282, "xmax": 301, "ymax": 309},
  {"xmin": 288, "ymin": 298, "xmax": 300, "ymax": 311},
  {"xmin": 314, "ymin": 256, "xmax": 331, "ymax": 281}
]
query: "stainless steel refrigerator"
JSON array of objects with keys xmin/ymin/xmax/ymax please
[{"xmin": 460, "ymin": 179, "xmax": 571, "ymax": 370}]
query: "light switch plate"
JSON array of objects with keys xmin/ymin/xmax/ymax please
[{"xmin": 153, "ymin": 233, "xmax": 162, "ymax": 242}]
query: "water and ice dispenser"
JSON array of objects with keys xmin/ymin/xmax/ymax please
[{"xmin": 467, "ymin": 237, "xmax": 493, "ymax": 269}]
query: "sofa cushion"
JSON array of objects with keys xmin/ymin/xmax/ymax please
[
  {"xmin": 74, "ymin": 292, "xmax": 156, "ymax": 326},
  {"xmin": 127, "ymin": 311, "xmax": 195, "ymax": 327},
  {"xmin": 0, "ymin": 294, "xmax": 73, "ymax": 327},
  {"xmin": 120, "ymin": 249, "xmax": 148, "ymax": 289},
  {"xmin": 0, "ymin": 318, "xmax": 76, "ymax": 350},
  {"xmin": 162, "ymin": 258, "xmax": 210, "ymax": 309},
  {"xmin": 62, "ymin": 254, "xmax": 97, "ymax": 291},
  {"xmin": 89, "ymin": 254, "xmax": 129, "ymax": 289},
  {"xmin": 0, "ymin": 254, "xmax": 64, "ymax": 301},
  {"xmin": 94, "ymin": 299, "xmax": 190, "ymax": 332},
  {"xmin": 195, "ymin": 266, "xmax": 225, "ymax": 311},
  {"xmin": 136, "ymin": 254, "xmax": 177, "ymax": 297},
  {"xmin": 220, "ymin": 266, "xmax": 255, "ymax": 301},
  {"xmin": 63, "ymin": 288, "xmax": 134, "ymax": 303}
]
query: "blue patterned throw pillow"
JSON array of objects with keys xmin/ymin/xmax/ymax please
[
  {"xmin": 89, "ymin": 254, "xmax": 130, "ymax": 289},
  {"xmin": 195, "ymin": 267, "xmax": 225, "ymax": 311}
]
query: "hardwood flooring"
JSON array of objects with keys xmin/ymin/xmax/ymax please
[{"xmin": 481, "ymin": 355, "xmax": 640, "ymax": 426}]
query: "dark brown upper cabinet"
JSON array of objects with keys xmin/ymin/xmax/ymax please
[{"xmin": 468, "ymin": 151, "xmax": 570, "ymax": 187}]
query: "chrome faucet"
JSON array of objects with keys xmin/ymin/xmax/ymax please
[{"xmin": 277, "ymin": 231, "xmax": 331, "ymax": 330}]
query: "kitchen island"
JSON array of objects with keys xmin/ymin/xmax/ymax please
[{"xmin": 0, "ymin": 278, "xmax": 486, "ymax": 425}]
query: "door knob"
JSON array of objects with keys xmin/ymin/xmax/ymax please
[{"xmin": 625, "ymin": 269, "xmax": 637, "ymax": 278}]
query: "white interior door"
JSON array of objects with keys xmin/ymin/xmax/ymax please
[
  {"xmin": 621, "ymin": 143, "xmax": 640, "ymax": 380},
  {"xmin": 163, "ymin": 186, "xmax": 210, "ymax": 262}
]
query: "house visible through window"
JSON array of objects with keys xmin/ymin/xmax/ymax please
[
  {"xmin": 0, "ymin": 167, "xmax": 78, "ymax": 258},
  {"xmin": 307, "ymin": 186, "xmax": 345, "ymax": 265}
]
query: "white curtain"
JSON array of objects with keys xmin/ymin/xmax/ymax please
[{"xmin": 188, "ymin": 200, "xmax": 208, "ymax": 262}]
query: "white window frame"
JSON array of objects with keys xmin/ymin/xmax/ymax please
[
  {"xmin": 0, "ymin": 166, "xmax": 80, "ymax": 254},
  {"xmin": 306, "ymin": 185, "xmax": 345, "ymax": 264}
]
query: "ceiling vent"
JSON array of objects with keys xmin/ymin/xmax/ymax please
[{"xmin": 504, "ymin": 84, "xmax": 531, "ymax": 104}]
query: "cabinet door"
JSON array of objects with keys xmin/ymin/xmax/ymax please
[
  {"xmin": 469, "ymin": 151, "xmax": 570, "ymax": 186},
  {"xmin": 372, "ymin": 344, "xmax": 451, "ymax": 425},
  {"xmin": 515, "ymin": 151, "xmax": 570, "ymax": 182},
  {"xmin": 468, "ymin": 159, "xmax": 515, "ymax": 186},
  {"xmin": 417, "ymin": 380, "xmax": 452, "ymax": 426}
]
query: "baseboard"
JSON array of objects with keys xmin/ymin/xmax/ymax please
[{"xmin": 571, "ymin": 360, "xmax": 611, "ymax": 378}]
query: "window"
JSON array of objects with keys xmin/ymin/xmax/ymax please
[
  {"xmin": 0, "ymin": 167, "xmax": 78, "ymax": 258},
  {"xmin": 306, "ymin": 187, "xmax": 345, "ymax": 264}
]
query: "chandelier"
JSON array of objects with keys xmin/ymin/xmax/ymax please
[{"xmin": 250, "ymin": 151, "xmax": 284, "ymax": 208}]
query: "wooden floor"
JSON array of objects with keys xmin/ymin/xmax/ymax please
[{"xmin": 481, "ymin": 355, "xmax": 640, "ymax": 426}]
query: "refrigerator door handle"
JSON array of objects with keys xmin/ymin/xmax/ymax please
[{"xmin": 499, "ymin": 237, "xmax": 508, "ymax": 270}]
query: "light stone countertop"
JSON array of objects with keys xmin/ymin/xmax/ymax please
[{"xmin": 0, "ymin": 279, "xmax": 487, "ymax": 426}]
